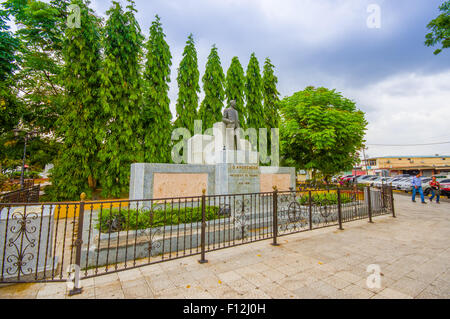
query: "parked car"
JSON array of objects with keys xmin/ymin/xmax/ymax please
[
  {"xmin": 367, "ymin": 176, "xmax": 380, "ymax": 186},
  {"xmin": 331, "ymin": 176, "xmax": 340, "ymax": 183},
  {"xmin": 355, "ymin": 175, "xmax": 373, "ymax": 184},
  {"xmin": 395, "ymin": 174, "xmax": 413, "ymax": 178},
  {"xmin": 385, "ymin": 177, "xmax": 402, "ymax": 184},
  {"xmin": 383, "ymin": 177, "xmax": 404, "ymax": 187},
  {"xmin": 358, "ymin": 176, "xmax": 378, "ymax": 185},
  {"xmin": 368, "ymin": 176, "xmax": 383, "ymax": 186},
  {"xmin": 440, "ymin": 179, "xmax": 450, "ymax": 198},
  {"xmin": 373, "ymin": 177, "xmax": 392, "ymax": 188},
  {"xmin": 395, "ymin": 177, "xmax": 413, "ymax": 190},
  {"xmin": 400, "ymin": 177, "xmax": 432, "ymax": 193},
  {"xmin": 341, "ymin": 175, "xmax": 356, "ymax": 183}
]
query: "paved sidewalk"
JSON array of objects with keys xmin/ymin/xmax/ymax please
[{"xmin": 1, "ymin": 194, "xmax": 449, "ymax": 299}]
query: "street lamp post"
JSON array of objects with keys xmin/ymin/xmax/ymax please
[
  {"xmin": 13, "ymin": 128, "xmax": 38, "ymax": 189},
  {"xmin": 362, "ymin": 146, "xmax": 369, "ymax": 175}
]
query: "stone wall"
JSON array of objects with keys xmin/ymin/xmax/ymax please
[
  {"xmin": 129, "ymin": 163, "xmax": 296, "ymax": 200},
  {"xmin": 130, "ymin": 163, "xmax": 216, "ymax": 200},
  {"xmin": 260, "ymin": 166, "xmax": 296, "ymax": 192}
]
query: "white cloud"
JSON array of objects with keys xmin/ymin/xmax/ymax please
[
  {"xmin": 257, "ymin": 0, "xmax": 367, "ymax": 46},
  {"xmin": 343, "ymin": 70, "xmax": 450, "ymax": 157}
]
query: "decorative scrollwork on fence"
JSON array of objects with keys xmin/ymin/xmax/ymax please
[
  {"xmin": 277, "ymin": 192, "xmax": 295, "ymax": 211},
  {"xmin": 278, "ymin": 197, "xmax": 309, "ymax": 233},
  {"xmin": 218, "ymin": 204, "xmax": 231, "ymax": 217},
  {"xmin": 317, "ymin": 205, "xmax": 337, "ymax": 224},
  {"xmin": 232, "ymin": 197, "xmax": 251, "ymax": 241},
  {"xmin": 234, "ymin": 197, "xmax": 251, "ymax": 215},
  {"xmin": 6, "ymin": 211, "xmax": 38, "ymax": 277},
  {"xmin": 138, "ymin": 206, "xmax": 163, "ymax": 256}
]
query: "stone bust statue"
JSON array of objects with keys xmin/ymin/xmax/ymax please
[
  {"xmin": 222, "ymin": 100, "xmax": 240, "ymax": 129},
  {"xmin": 222, "ymin": 100, "xmax": 240, "ymax": 150}
]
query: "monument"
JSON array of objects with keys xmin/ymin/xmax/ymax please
[
  {"xmin": 186, "ymin": 100, "xmax": 257, "ymax": 165},
  {"xmin": 222, "ymin": 99, "xmax": 240, "ymax": 150},
  {"xmin": 129, "ymin": 101, "xmax": 295, "ymax": 200}
]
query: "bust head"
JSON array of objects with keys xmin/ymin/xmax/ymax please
[{"xmin": 230, "ymin": 100, "xmax": 236, "ymax": 109}]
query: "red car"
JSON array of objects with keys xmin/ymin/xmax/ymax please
[
  {"xmin": 341, "ymin": 175, "xmax": 356, "ymax": 183},
  {"xmin": 440, "ymin": 179, "xmax": 450, "ymax": 198}
]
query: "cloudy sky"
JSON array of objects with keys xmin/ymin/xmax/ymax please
[{"xmin": 13, "ymin": 0, "xmax": 450, "ymax": 158}]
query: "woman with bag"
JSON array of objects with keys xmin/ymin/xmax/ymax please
[{"xmin": 429, "ymin": 177, "xmax": 441, "ymax": 204}]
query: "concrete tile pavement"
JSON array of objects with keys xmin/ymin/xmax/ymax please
[{"xmin": 1, "ymin": 194, "xmax": 449, "ymax": 299}]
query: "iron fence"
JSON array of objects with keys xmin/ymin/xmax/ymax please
[
  {"xmin": 0, "ymin": 185, "xmax": 395, "ymax": 293},
  {"xmin": 0, "ymin": 185, "xmax": 40, "ymax": 204}
]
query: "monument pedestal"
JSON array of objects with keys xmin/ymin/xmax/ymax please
[{"xmin": 215, "ymin": 163, "xmax": 260, "ymax": 195}]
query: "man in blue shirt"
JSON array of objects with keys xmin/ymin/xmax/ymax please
[{"xmin": 411, "ymin": 173, "xmax": 426, "ymax": 204}]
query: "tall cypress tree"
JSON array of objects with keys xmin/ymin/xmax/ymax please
[
  {"xmin": 0, "ymin": 7, "xmax": 21, "ymax": 135},
  {"xmin": 245, "ymin": 53, "xmax": 264, "ymax": 130},
  {"xmin": 51, "ymin": 0, "xmax": 103, "ymax": 200},
  {"xmin": 225, "ymin": 56, "xmax": 246, "ymax": 128},
  {"xmin": 262, "ymin": 57, "xmax": 280, "ymax": 129},
  {"xmin": 198, "ymin": 44, "xmax": 225, "ymax": 130},
  {"xmin": 142, "ymin": 15, "xmax": 172, "ymax": 163},
  {"xmin": 99, "ymin": 0, "xmax": 144, "ymax": 198},
  {"xmin": 174, "ymin": 33, "xmax": 200, "ymax": 133}
]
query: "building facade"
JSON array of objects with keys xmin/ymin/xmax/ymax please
[{"xmin": 361, "ymin": 155, "xmax": 450, "ymax": 176}]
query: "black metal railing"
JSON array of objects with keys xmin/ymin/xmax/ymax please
[
  {"xmin": 0, "ymin": 185, "xmax": 395, "ymax": 294},
  {"xmin": 0, "ymin": 185, "xmax": 40, "ymax": 204}
]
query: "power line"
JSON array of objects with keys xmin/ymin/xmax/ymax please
[{"xmin": 367, "ymin": 141, "xmax": 450, "ymax": 146}]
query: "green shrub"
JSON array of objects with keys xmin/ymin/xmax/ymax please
[
  {"xmin": 8, "ymin": 170, "xmax": 40, "ymax": 179},
  {"xmin": 298, "ymin": 193, "xmax": 353, "ymax": 206},
  {"xmin": 96, "ymin": 205, "xmax": 222, "ymax": 233}
]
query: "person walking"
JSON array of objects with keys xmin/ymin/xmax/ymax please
[
  {"xmin": 412, "ymin": 173, "xmax": 426, "ymax": 204},
  {"xmin": 429, "ymin": 176, "xmax": 441, "ymax": 204}
]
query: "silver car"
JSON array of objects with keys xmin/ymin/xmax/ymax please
[
  {"xmin": 384, "ymin": 177, "xmax": 405, "ymax": 187},
  {"xmin": 358, "ymin": 176, "xmax": 379, "ymax": 186},
  {"xmin": 355, "ymin": 175, "xmax": 374, "ymax": 184},
  {"xmin": 373, "ymin": 177, "xmax": 392, "ymax": 188},
  {"xmin": 400, "ymin": 177, "xmax": 432, "ymax": 193},
  {"xmin": 394, "ymin": 177, "xmax": 412, "ymax": 190}
]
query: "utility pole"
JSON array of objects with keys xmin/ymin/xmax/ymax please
[{"xmin": 362, "ymin": 146, "xmax": 369, "ymax": 175}]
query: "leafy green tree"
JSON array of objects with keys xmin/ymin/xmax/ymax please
[
  {"xmin": 3, "ymin": 0, "xmax": 70, "ymax": 133},
  {"xmin": 225, "ymin": 56, "xmax": 246, "ymax": 128},
  {"xmin": 0, "ymin": 8, "xmax": 22, "ymax": 134},
  {"xmin": 50, "ymin": 0, "xmax": 103, "ymax": 200},
  {"xmin": 0, "ymin": 9, "xmax": 19, "ymax": 80},
  {"xmin": 279, "ymin": 86, "xmax": 367, "ymax": 180},
  {"xmin": 245, "ymin": 53, "xmax": 264, "ymax": 130},
  {"xmin": 199, "ymin": 45, "xmax": 225, "ymax": 130},
  {"xmin": 425, "ymin": 1, "xmax": 450, "ymax": 55},
  {"xmin": 142, "ymin": 15, "xmax": 173, "ymax": 163},
  {"xmin": 174, "ymin": 33, "xmax": 200, "ymax": 133},
  {"xmin": 262, "ymin": 57, "xmax": 280, "ymax": 129},
  {"xmin": 99, "ymin": 0, "xmax": 144, "ymax": 198}
]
